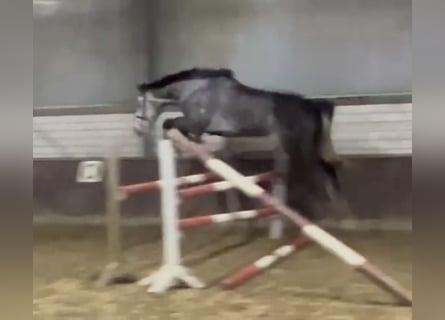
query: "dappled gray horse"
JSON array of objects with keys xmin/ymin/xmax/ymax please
[{"xmin": 133, "ymin": 68, "xmax": 342, "ymax": 219}]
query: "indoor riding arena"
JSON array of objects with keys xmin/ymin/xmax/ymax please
[{"xmin": 33, "ymin": 1, "xmax": 412, "ymax": 319}]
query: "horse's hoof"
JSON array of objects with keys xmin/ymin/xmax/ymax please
[
  {"xmin": 162, "ymin": 119, "xmax": 175, "ymax": 129},
  {"xmin": 189, "ymin": 135, "xmax": 202, "ymax": 144}
]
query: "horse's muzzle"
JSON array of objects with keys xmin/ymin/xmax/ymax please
[
  {"xmin": 133, "ymin": 116, "xmax": 152, "ymax": 137},
  {"xmin": 133, "ymin": 127, "xmax": 145, "ymax": 137}
]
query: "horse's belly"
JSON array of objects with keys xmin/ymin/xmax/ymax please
[
  {"xmin": 207, "ymin": 114, "xmax": 270, "ymax": 137},
  {"xmin": 233, "ymin": 127, "xmax": 271, "ymax": 137}
]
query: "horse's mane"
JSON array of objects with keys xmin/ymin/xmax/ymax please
[{"xmin": 137, "ymin": 67, "xmax": 235, "ymax": 92}]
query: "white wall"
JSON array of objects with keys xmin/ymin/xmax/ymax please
[
  {"xmin": 34, "ymin": 0, "xmax": 411, "ymax": 106},
  {"xmin": 151, "ymin": 0, "xmax": 411, "ymax": 96},
  {"xmin": 32, "ymin": 103, "xmax": 412, "ymax": 159},
  {"xmin": 33, "ymin": 0, "xmax": 152, "ymax": 107}
]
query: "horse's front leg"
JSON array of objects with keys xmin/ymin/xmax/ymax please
[{"xmin": 163, "ymin": 117, "xmax": 203, "ymax": 143}]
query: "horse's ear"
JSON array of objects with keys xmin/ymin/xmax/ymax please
[
  {"xmin": 137, "ymin": 83, "xmax": 147, "ymax": 93},
  {"xmin": 221, "ymin": 68, "xmax": 235, "ymax": 78}
]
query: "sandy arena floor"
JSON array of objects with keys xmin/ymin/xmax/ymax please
[{"xmin": 33, "ymin": 224, "xmax": 412, "ymax": 320}]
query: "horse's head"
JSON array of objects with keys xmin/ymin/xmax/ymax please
[
  {"xmin": 133, "ymin": 90, "xmax": 177, "ymax": 137},
  {"xmin": 133, "ymin": 68, "xmax": 235, "ymax": 137},
  {"xmin": 133, "ymin": 91, "xmax": 157, "ymax": 137}
]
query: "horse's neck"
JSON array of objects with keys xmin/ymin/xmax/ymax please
[{"xmin": 173, "ymin": 79, "xmax": 210, "ymax": 102}]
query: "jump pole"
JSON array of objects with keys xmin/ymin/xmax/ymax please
[
  {"xmin": 119, "ymin": 172, "xmax": 220, "ymax": 195},
  {"xmin": 95, "ymin": 147, "xmax": 127, "ymax": 287},
  {"xmin": 166, "ymin": 128, "xmax": 412, "ymax": 306},
  {"xmin": 222, "ymin": 236, "xmax": 311, "ymax": 289},
  {"xmin": 179, "ymin": 207, "xmax": 278, "ymax": 229},
  {"xmin": 269, "ymin": 180, "xmax": 286, "ymax": 239},
  {"xmin": 177, "ymin": 172, "xmax": 273, "ymax": 198}
]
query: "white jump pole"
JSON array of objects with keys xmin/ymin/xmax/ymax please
[
  {"xmin": 160, "ymin": 140, "xmax": 181, "ymax": 267},
  {"xmin": 138, "ymin": 139, "xmax": 204, "ymax": 293},
  {"xmin": 269, "ymin": 180, "xmax": 285, "ymax": 239},
  {"xmin": 269, "ymin": 143, "xmax": 287, "ymax": 240}
]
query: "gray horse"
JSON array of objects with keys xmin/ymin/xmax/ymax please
[{"xmin": 133, "ymin": 67, "xmax": 342, "ymax": 219}]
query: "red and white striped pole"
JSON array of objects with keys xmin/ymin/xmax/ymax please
[
  {"xmin": 178, "ymin": 172, "xmax": 273, "ymax": 198},
  {"xmin": 119, "ymin": 172, "xmax": 219, "ymax": 195},
  {"xmin": 179, "ymin": 208, "xmax": 278, "ymax": 229},
  {"xmin": 222, "ymin": 236, "xmax": 311, "ymax": 289},
  {"xmin": 166, "ymin": 129, "xmax": 412, "ymax": 306}
]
